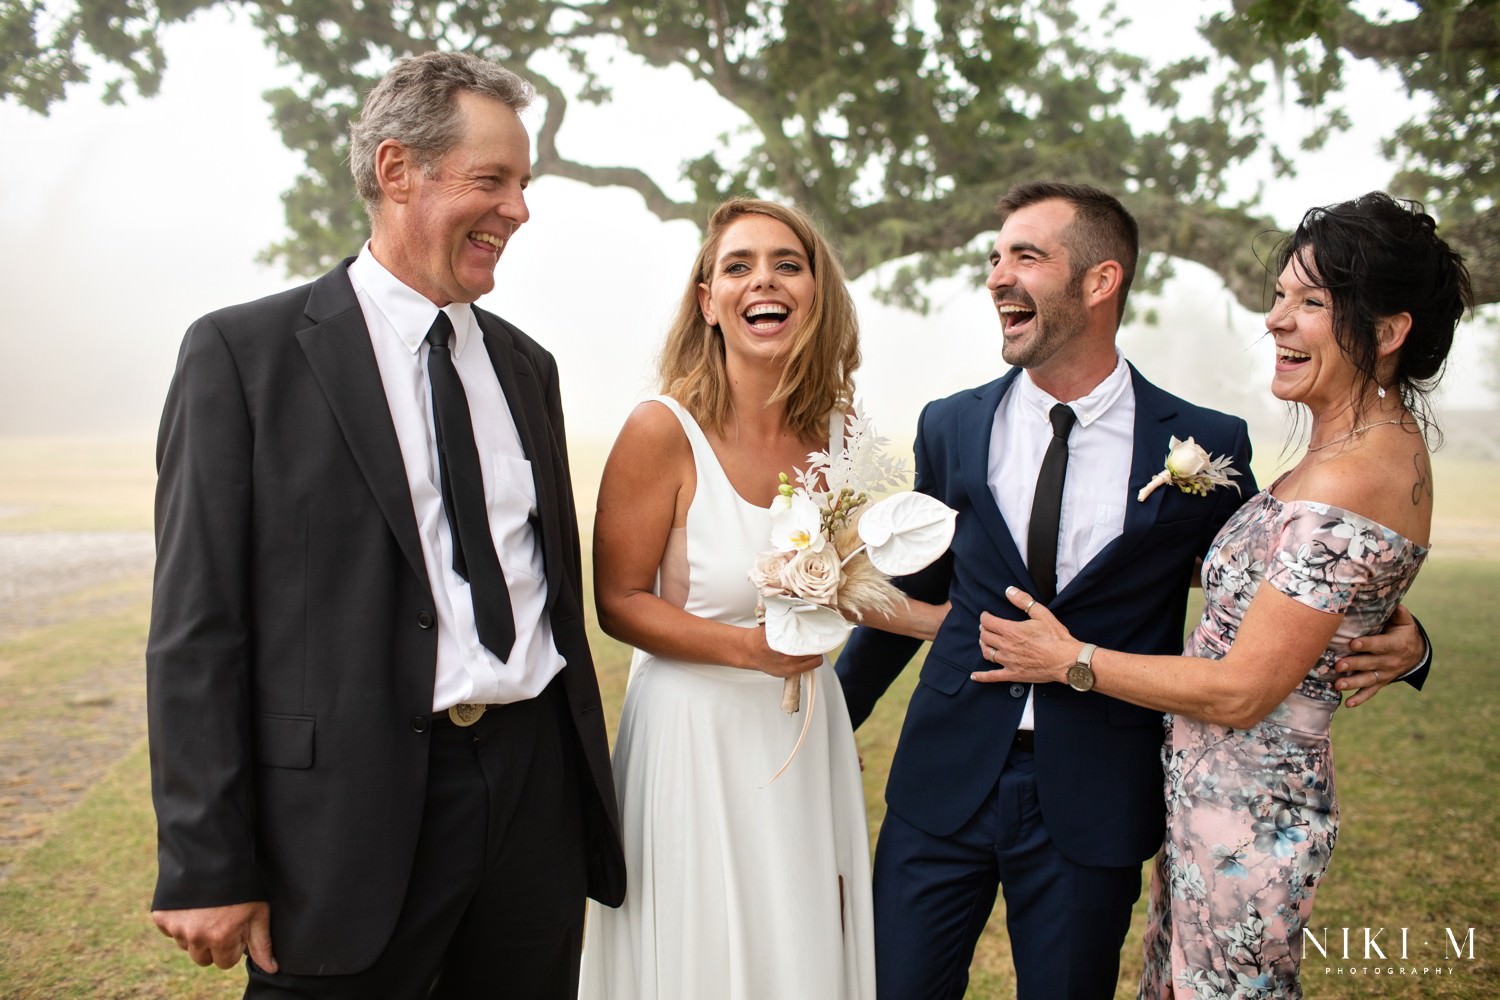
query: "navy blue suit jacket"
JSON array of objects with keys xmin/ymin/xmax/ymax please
[{"xmin": 838, "ymin": 365, "xmax": 1254, "ymax": 868}]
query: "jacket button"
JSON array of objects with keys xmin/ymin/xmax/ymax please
[
  {"xmin": 411, "ymin": 716, "xmax": 429, "ymax": 733},
  {"xmin": 416, "ymin": 611, "xmax": 434, "ymax": 629},
  {"xmin": 1009, "ymin": 684, "xmax": 1026, "ymax": 698}
]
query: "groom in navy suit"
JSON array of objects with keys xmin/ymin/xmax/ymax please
[{"xmin": 837, "ymin": 182, "xmax": 1427, "ymax": 999}]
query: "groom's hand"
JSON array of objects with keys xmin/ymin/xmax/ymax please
[
  {"xmin": 1334, "ymin": 603, "xmax": 1425, "ymax": 707},
  {"xmin": 153, "ymin": 901, "xmax": 276, "ymax": 972}
]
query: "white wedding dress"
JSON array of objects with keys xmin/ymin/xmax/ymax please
[{"xmin": 577, "ymin": 396, "xmax": 876, "ymax": 1000}]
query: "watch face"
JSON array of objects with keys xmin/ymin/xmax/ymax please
[{"xmin": 1067, "ymin": 663, "xmax": 1094, "ymax": 693}]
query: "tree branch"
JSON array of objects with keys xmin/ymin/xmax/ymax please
[
  {"xmin": 528, "ymin": 70, "xmax": 699, "ymax": 223},
  {"xmin": 1330, "ymin": 4, "xmax": 1500, "ymax": 61},
  {"xmin": 1129, "ymin": 192, "xmax": 1278, "ymax": 313},
  {"xmin": 1444, "ymin": 203, "xmax": 1500, "ymax": 306}
]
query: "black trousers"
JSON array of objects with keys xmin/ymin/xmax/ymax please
[{"xmin": 246, "ymin": 679, "xmax": 587, "ymax": 999}]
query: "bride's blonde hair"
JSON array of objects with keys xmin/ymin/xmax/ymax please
[{"xmin": 658, "ymin": 198, "xmax": 860, "ymax": 442}]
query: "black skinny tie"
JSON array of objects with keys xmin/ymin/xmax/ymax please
[
  {"xmin": 1026, "ymin": 403, "xmax": 1077, "ymax": 605},
  {"xmin": 425, "ymin": 311, "xmax": 516, "ymax": 661}
]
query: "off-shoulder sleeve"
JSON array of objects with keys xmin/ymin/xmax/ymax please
[{"xmin": 1263, "ymin": 502, "xmax": 1394, "ymax": 615}]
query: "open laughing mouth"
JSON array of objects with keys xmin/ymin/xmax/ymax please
[
  {"xmin": 1276, "ymin": 346, "xmax": 1311, "ymax": 367},
  {"xmin": 998, "ymin": 302, "xmax": 1036, "ymax": 332},
  {"xmin": 745, "ymin": 302, "xmax": 791, "ymax": 331},
  {"xmin": 468, "ymin": 231, "xmax": 506, "ymax": 256}
]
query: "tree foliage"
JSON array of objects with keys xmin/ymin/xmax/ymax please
[{"xmin": 4, "ymin": 0, "xmax": 1496, "ymax": 310}]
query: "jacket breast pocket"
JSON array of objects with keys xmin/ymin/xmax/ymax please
[{"xmin": 255, "ymin": 714, "xmax": 315, "ymax": 769}]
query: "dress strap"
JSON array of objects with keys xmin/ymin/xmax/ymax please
[
  {"xmin": 646, "ymin": 394, "xmax": 702, "ymax": 445},
  {"xmin": 827, "ymin": 409, "xmax": 846, "ymax": 455},
  {"xmin": 645, "ymin": 395, "xmax": 732, "ymax": 492}
]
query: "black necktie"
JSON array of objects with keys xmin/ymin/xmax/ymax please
[
  {"xmin": 1026, "ymin": 402, "xmax": 1077, "ymax": 605},
  {"xmin": 425, "ymin": 311, "xmax": 516, "ymax": 661}
]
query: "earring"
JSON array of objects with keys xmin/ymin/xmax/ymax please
[{"xmin": 1377, "ymin": 384, "xmax": 1388, "ymax": 400}]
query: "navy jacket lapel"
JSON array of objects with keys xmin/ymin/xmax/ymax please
[
  {"xmin": 296, "ymin": 263, "xmax": 430, "ymax": 589},
  {"xmin": 1121, "ymin": 365, "xmax": 1180, "ymax": 536},
  {"xmin": 475, "ymin": 312, "xmax": 567, "ymax": 612},
  {"xmin": 957, "ymin": 369, "xmax": 1034, "ymax": 590},
  {"xmin": 1057, "ymin": 364, "xmax": 1178, "ymax": 600}
]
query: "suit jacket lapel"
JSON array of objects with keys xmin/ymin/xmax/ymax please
[
  {"xmin": 958, "ymin": 370, "xmax": 1034, "ymax": 589},
  {"xmin": 296, "ymin": 262, "xmax": 431, "ymax": 589},
  {"xmin": 475, "ymin": 312, "xmax": 567, "ymax": 612},
  {"xmin": 295, "ymin": 263, "xmax": 432, "ymax": 587},
  {"xmin": 1058, "ymin": 364, "xmax": 1178, "ymax": 600},
  {"xmin": 1121, "ymin": 365, "xmax": 1179, "ymax": 536}
]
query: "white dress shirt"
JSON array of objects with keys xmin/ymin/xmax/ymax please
[
  {"xmin": 987, "ymin": 353, "xmax": 1136, "ymax": 729},
  {"xmin": 349, "ymin": 247, "xmax": 565, "ymax": 710}
]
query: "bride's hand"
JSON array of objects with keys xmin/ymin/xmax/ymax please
[
  {"xmin": 740, "ymin": 625, "xmax": 823, "ymax": 678},
  {"xmin": 971, "ymin": 587, "xmax": 1078, "ymax": 685}
]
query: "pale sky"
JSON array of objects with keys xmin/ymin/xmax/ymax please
[{"xmin": 1, "ymin": 3, "xmax": 1491, "ymax": 450}]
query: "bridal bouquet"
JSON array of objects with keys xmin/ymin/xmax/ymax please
[{"xmin": 749, "ymin": 409, "xmax": 957, "ymax": 721}]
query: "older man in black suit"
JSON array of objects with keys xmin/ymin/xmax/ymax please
[{"xmin": 147, "ymin": 51, "xmax": 623, "ymax": 998}]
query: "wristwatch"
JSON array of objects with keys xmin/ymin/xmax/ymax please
[{"xmin": 1066, "ymin": 643, "xmax": 1098, "ymax": 693}]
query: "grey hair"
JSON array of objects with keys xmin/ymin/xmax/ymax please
[{"xmin": 349, "ymin": 51, "xmax": 533, "ymax": 221}]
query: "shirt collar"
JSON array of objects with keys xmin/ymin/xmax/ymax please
[
  {"xmin": 1018, "ymin": 351, "xmax": 1130, "ymax": 430},
  {"xmin": 349, "ymin": 243, "xmax": 480, "ymax": 358}
]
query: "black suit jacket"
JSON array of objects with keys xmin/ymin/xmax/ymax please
[{"xmin": 146, "ymin": 261, "xmax": 624, "ymax": 975}]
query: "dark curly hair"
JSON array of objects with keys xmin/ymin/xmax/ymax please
[{"xmin": 1274, "ymin": 192, "xmax": 1472, "ymax": 436}]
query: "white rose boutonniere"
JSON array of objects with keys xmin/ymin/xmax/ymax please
[{"xmin": 1136, "ymin": 436, "xmax": 1242, "ymax": 502}]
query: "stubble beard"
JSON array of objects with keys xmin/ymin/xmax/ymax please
[{"xmin": 1001, "ymin": 279, "xmax": 1088, "ymax": 371}]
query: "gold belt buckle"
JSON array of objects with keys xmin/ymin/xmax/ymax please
[{"xmin": 447, "ymin": 703, "xmax": 487, "ymax": 727}]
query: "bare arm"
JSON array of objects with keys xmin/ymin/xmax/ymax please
[
  {"xmin": 593, "ymin": 401, "xmax": 820, "ymax": 678},
  {"xmin": 847, "ymin": 597, "xmax": 951, "ymax": 642},
  {"xmin": 976, "ymin": 584, "xmax": 1342, "ymax": 730}
]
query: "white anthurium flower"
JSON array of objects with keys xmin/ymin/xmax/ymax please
[
  {"xmin": 769, "ymin": 492, "xmax": 826, "ymax": 552},
  {"xmin": 856, "ymin": 492, "xmax": 959, "ymax": 575},
  {"xmin": 762, "ymin": 593, "xmax": 853, "ymax": 655}
]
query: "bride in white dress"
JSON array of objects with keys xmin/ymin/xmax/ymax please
[{"xmin": 577, "ymin": 200, "xmax": 945, "ymax": 1000}]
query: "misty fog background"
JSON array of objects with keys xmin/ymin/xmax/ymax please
[{"xmin": 2, "ymin": 6, "xmax": 1494, "ymax": 459}]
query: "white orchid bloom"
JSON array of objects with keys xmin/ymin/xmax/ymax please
[
  {"xmin": 856, "ymin": 492, "xmax": 959, "ymax": 575},
  {"xmin": 769, "ymin": 492, "xmax": 827, "ymax": 553}
]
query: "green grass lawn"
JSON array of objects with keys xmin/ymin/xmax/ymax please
[{"xmin": 0, "ymin": 441, "xmax": 1495, "ymax": 997}]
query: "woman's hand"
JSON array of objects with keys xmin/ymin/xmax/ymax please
[
  {"xmin": 739, "ymin": 625, "xmax": 824, "ymax": 678},
  {"xmin": 972, "ymin": 586, "xmax": 1079, "ymax": 685}
]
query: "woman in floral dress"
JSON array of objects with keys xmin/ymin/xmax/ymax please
[{"xmin": 978, "ymin": 192, "xmax": 1471, "ymax": 998}]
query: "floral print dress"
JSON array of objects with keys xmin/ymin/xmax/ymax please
[{"xmin": 1138, "ymin": 489, "xmax": 1428, "ymax": 1000}]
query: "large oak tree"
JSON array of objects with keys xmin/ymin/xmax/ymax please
[{"xmin": 4, "ymin": 0, "xmax": 1495, "ymax": 311}]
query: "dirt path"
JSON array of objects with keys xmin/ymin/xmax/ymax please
[{"xmin": 0, "ymin": 532, "xmax": 155, "ymax": 881}]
